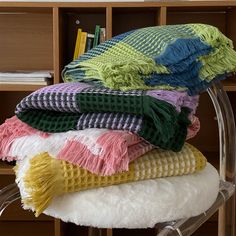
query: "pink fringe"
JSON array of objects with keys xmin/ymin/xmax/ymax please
[
  {"xmin": 58, "ymin": 131, "xmax": 152, "ymax": 176},
  {"xmin": 0, "ymin": 116, "xmax": 49, "ymax": 160},
  {"xmin": 57, "ymin": 140, "xmax": 106, "ymax": 174},
  {"xmin": 96, "ymin": 131, "xmax": 142, "ymax": 174},
  {"xmin": 186, "ymin": 115, "xmax": 200, "ymax": 140}
]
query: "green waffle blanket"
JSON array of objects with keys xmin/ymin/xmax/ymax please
[
  {"xmin": 62, "ymin": 24, "xmax": 236, "ymax": 95},
  {"xmin": 15, "ymin": 82, "xmax": 197, "ymax": 151}
]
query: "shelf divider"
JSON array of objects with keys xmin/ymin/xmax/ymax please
[
  {"xmin": 158, "ymin": 6, "xmax": 167, "ymax": 25},
  {"xmin": 53, "ymin": 7, "xmax": 60, "ymax": 84},
  {"xmin": 106, "ymin": 6, "xmax": 112, "ymax": 39}
]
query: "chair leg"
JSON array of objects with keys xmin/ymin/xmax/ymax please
[{"xmin": 88, "ymin": 228, "xmax": 112, "ymax": 236}]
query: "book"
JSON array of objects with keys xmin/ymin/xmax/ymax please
[
  {"xmin": 99, "ymin": 28, "xmax": 106, "ymax": 44},
  {"xmin": 78, "ymin": 32, "xmax": 87, "ymax": 57},
  {"xmin": 93, "ymin": 25, "xmax": 100, "ymax": 48},
  {"xmin": 0, "ymin": 70, "xmax": 52, "ymax": 78},
  {"xmin": 0, "ymin": 80, "xmax": 50, "ymax": 86},
  {"xmin": 0, "ymin": 71, "xmax": 53, "ymax": 85},
  {"xmin": 73, "ymin": 28, "xmax": 82, "ymax": 60},
  {"xmin": 85, "ymin": 33, "xmax": 95, "ymax": 52},
  {"xmin": 0, "ymin": 77, "xmax": 50, "ymax": 82}
]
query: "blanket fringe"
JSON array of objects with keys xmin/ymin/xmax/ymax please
[
  {"xmin": 143, "ymin": 96, "xmax": 183, "ymax": 142},
  {"xmin": 23, "ymin": 153, "xmax": 62, "ymax": 217},
  {"xmin": 190, "ymin": 24, "xmax": 236, "ymax": 81},
  {"xmin": 0, "ymin": 116, "xmax": 49, "ymax": 160},
  {"xmin": 79, "ymin": 55, "xmax": 167, "ymax": 91},
  {"xmin": 57, "ymin": 131, "xmax": 139, "ymax": 175},
  {"xmin": 199, "ymin": 45, "xmax": 236, "ymax": 81},
  {"xmin": 186, "ymin": 116, "xmax": 200, "ymax": 140},
  {"xmin": 96, "ymin": 132, "xmax": 130, "ymax": 175},
  {"xmin": 58, "ymin": 140, "xmax": 105, "ymax": 174}
]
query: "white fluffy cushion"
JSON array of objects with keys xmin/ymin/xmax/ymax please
[{"xmin": 18, "ymin": 163, "xmax": 219, "ymax": 228}]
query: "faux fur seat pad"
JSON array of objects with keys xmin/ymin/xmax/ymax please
[{"xmin": 18, "ymin": 162, "xmax": 219, "ymax": 228}]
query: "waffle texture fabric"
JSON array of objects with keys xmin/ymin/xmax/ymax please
[
  {"xmin": 3, "ymin": 127, "xmax": 153, "ymax": 175},
  {"xmin": 15, "ymin": 82, "xmax": 199, "ymax": 151},
  {"xmin": 18, "ymin": 143, "xmax": 206, "ymax": 217},
  {"xmin": 62, "ymin": 24, "xmax": 236, "ymax": 95},
  {"xmin": 18, "ymin": 163, "xmax": 219, "ymax": 228},
  {"xmin": 0, "ymin": 115, "xmax": 199, "ymax": 162}
]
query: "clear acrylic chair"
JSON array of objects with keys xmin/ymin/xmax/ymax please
[
  {"xmin": 155, "ymin": 82, "xmax": 236, "ymax": 236},
  {"xmin": 0, "ymin": 81, "xmax": 235, "ymax": 236}
]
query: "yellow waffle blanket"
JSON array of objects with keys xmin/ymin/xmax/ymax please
[{"xmin": 21, "ymin": 143, "xmax": 206, "ymax": 217}]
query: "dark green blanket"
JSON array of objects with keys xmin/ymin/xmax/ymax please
[{"xmin": 15, "ymin": 82, "xmax": 195, "ymax": 151}]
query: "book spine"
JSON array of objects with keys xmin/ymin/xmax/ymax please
[
  {"xmin": 93, "ymin": 25, "xmax": 100, "ymax": 48},
  {"xmin": 73, "ymin": 28, "xmax": 82, "ymax": 60},
  {"xmin": 78, "ymin": 32, "xmax": 88, "ymax": 57},
  {"xmin": 100, "ymin": 28, "xmax": 106, "ymax": 43},
  {"xmin": 85, "ymin": 33, "xmax": 95, "ymax": 52}
]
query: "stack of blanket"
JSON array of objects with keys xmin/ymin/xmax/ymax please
[{"xmin": 0, "ymin": 23, "xmax": 236, "ymax": 227}]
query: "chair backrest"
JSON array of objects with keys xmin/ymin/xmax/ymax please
[{"xmin": 207, "ymin": 82, "xmax": 236, "ymax": 236}]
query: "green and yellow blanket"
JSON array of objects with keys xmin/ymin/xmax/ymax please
[{"xmin": 62, "ymin": 24, "xmax": 236, "ymax": 95}]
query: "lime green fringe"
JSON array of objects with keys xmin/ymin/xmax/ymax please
[{"xmin": 190, "ymin": 24, "xmax": 236, "ymax": 81}]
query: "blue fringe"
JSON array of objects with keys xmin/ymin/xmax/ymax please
[
  {"xmin": 145, "ymin": 69, "xmax": 227, "ymax": 95},
  {"xmin": 155, "ymin": 38, "xmax": 212, "ymax": 73}
]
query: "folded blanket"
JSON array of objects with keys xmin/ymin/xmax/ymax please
[
  {"xmin": 15, "ymin": 82, "xmax": 199, "ymax": 151},
  {"xmin": 17, "ymin": 143, "xmax": 206, "ymax": 217},
  {"xmin": 19, "ymin": 163, "xmax": 219, "ymax": 228},
  {"xmin": 62, "ymin": 24, "xmax": 236, "ymax": 95},
  {"xmin": 0, "ymin": 114, "xmax": 199, "ymax": 163},
  {"xmin": 0, "ymin": 116, "xmax": 50, "ymax": 161},
  {"xmin": 3, "ymin": 127, "xmax": 153, "ymax": 175}
]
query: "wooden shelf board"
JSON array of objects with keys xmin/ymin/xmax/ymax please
[
  {"xmin": 0, "ymin": 7, "xmax": 52, "ymax": 13},
  {"xmin": 0, "ymin": 84, "xmax": 48, "ymax": 92},
  {"xmin": 0, "ymin": 161, "xmax": 15, "ymax": 175},
  {"xmin": 0, "ymin": 1, "xmax": 236, "ymax": 8},
  {"xmin": 0, "ymin": 81, "xmax": 235, "ymax": 92},
  {"xmin": 222, "ymin": 77, "xmax": 236, "ymax": 91}
]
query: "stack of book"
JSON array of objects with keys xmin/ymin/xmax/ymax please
[
  {"xmin": 73, "ymin": 25, "xmax": 106, "ymax": 60},
  {"xmin": 0, "ymin": 71, "xmax": 53, "ymax": 86}
]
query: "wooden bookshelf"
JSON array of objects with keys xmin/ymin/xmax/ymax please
[
  {"xmin": 223, "ymin": 76, "xmax": 236, "ymax": 91},
  {"xmin": 0, "ymin": 1, "xmax": 236, "ymax": 236},
  {"xmin": 0, "ymin": 161, "xmax": 14, "ymax": 175}
]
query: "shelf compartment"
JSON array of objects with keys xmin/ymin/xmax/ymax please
[
  {"xmin": 59, "ymin": 7, "xmax": 106, "ymax": 67},
  {"xmin": 188, "ymin": 92, "xmax": 219, "ymax": 153},
  {"xmin": 167, "ymin": 6, "xmax": 236, "ymax": 46},
  {"xmin": 0, "ymin": 7, "xmax": 53, "ymax": 72},
  {"xmin": 0, "ymin": 199, "xmax": 53, "ymax": 221},
  {"xmin": 112, "ymin": 7, "xmax": 160, "ymax": 36},
  {"xmin": 226, "ymin": 7, "xmax": 236, "ymax": 48},
  {"xmin": 166, "ymin": 6, "xmax": 228, "ymax": 33},
  {"xmin": 222, "ymin": 76, "xmax": 236, "ymax": 91},
  {"xmin": 0, "ymin": 91, "xmax": 31, "ymax": 123},
  {"xmin": 0, "ymin": 221, "xmax": 54, "ymax": 236}
]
